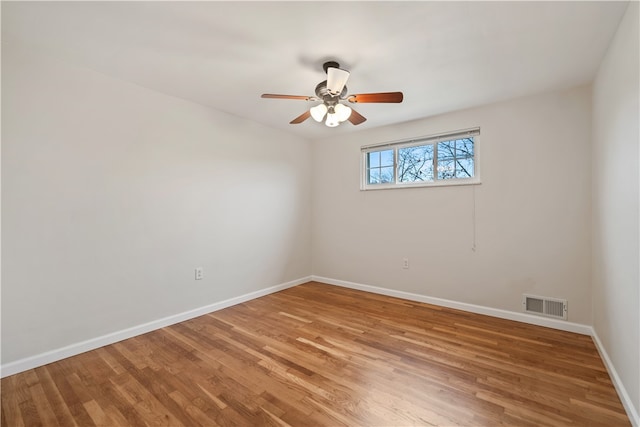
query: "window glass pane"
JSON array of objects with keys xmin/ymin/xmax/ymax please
[
  {"xmin": 437, "ymin": 141, "xmax": 455, "ymax": 161},
  {"xmin": 455, "ymin": 158, "xmax": 474, "ymax": 178},
  {"xmin": 398, "ymin": 145, "xmax": 434, "ymax": 182},
  {"xmin": 437, "ymin": 160, "xmax": 455, "ymax": 179},
  {"xmin": 380, "ymin": 150, "xmax": 394, "ymax": 167},
  {"xmin": 380, "ymin": 167, "xmax": 394, "ymax": 183},
  {"xmin": 368, "ymin": 168, "xmax": 381, "ymax": 184},
  {"xmin": 368, "ymin": 151, "xmax": 380, "ymax": 168},
  {"xmin": 422, "ymin": 162, "xmax": 435, "ymax": 182},
  {"xmin": 456, "ymin": 138, "xmax": 474, "ymax": 157}
]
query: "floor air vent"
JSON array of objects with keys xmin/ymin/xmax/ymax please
[{"xmin": 522, "ymin": 294, "xmax": 567, "ymax": 320}]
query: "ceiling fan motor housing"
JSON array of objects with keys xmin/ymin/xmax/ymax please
[{"xmin": 315, "ymin": 81, "xmax": 347, "ymax": 106}]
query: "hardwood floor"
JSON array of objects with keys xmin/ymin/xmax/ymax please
[{"xmin": 1, "ymin": 282, "xmax": 630, "ymax": 426}]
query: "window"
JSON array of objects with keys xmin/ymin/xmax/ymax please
[
  {"xmin": 366, "ymin": 149, "xmax": 394, "ymax": 184},
  {"xmin": 361, "ymin": 128, "xmax": 480, "ymax": 190}
]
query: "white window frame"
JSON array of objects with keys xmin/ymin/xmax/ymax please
[{"xmin": 360, "ymin": 127, "xmax": 481, "ymax": 190}]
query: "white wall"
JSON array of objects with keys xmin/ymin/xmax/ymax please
[
  {"xmin": 1, "ymin": 41, "xmax": 312, "ymax": 364},
  {"xmin": 592, "ymin": 1, "xmax": 640, "ymax": 419},
  {"xmin": 312, "ymin": 85, "xmax": 592, "ymax": 324}
]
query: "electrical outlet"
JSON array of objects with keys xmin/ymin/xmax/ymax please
[
  {"xmin": 195, "ymin": 267, "xmax": 204, "ymax": 280},
  {"xmin": 403, "ymin": 258, "xmax": 409, "ymax": 269}
]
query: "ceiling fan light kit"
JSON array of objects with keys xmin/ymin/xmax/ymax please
[
  {"xmin": 334, "ymin": 103, "xmax": 352, "ymax": 122},
  {"xmin": 310, "ymin": 103, "xmax": 327, "ymax": 122},
  {"xmin": 261, "ymin": 61, "xmax": 403, "ymax": 128},
  {"xmin": 311, "ymin": 103, "xmax": 352, "ymax": 126}
]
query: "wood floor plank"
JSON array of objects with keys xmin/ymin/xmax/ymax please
[
  {"xmin": 41, "ymin": 363, "xmax": 95, "ymax": 426},
  {"xmin": 1, "ymin": 282, "xmax": 631, "ymax": 426},
  {"xmin": 33, "ymin": 367, "xmax": 77, "ymax": 427},
  {"xmin": 0, "ymin": 402, "xmax": 8, "ymax": 427},
  {"xmin": 2, "ymin": 377, "xmax": 26, "ymax": 427},
  {"xmin": 27, "ymin": 383, "xmax": 59, "ymax": 427}
]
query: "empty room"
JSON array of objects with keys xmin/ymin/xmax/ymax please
[{"xmin": 1, "ymin": 1, "xmax": 639, "ymax": 426}]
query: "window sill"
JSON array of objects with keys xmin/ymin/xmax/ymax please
[{"xmin": 360, "ymin": 178, "xmax": 481, "ymax": 191}]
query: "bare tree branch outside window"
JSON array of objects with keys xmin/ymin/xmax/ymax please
[
  {"xmin": 398, "ymin": 145, "xmax": 434, "ymax": 182},
  {"xmin": 437, "ymin": 138, "xmax": 474, "ymax": 179}
]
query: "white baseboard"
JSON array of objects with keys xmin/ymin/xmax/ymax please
[
  {"xmin": 591, "ymin": 330, "xmax": 640, "ymax": 427},
  {"xmin": 312, "ymin": 275, "xmax": 592, "ymax": 335},
  {"xmin": 0, "ymin": 276, "xmax": 311, "ymax": 378},
  {"xmin": 312, "ymin": 275, "xmax": 638, "ymax": 426}
]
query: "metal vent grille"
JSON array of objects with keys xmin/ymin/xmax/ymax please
[{"xmin": 523, "ymin": 294, "xmax": 567, "ymax": 320}]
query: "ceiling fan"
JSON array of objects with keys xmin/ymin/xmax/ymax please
[{"xmin": 261, "ymin": 61, "xmax": 403, "ymax": 127}]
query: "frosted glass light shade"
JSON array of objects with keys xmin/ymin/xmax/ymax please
[
  {"xmin": 325, "ymin": 113, "xmax": 340, "ymax": 127},
  {"xmin": 327, "ymin": 67, "xmax": 350, "ymax": 95},
  {"xmin": 334, "ymin": 103, "xmax": 352, "ymax": 122},
  {"xmin": 310, "ymin": 104, "xmax": 328, "ymax": 122}
]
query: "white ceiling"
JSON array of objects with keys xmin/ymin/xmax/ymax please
[{"xmin": 2, "ymin": 1, "xmax": 628, "ymax": 140}]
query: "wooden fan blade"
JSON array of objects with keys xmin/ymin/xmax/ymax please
[
  {"xmin": 348, "ymin": 108, "xmax": 367, "ymax": 125},
  {"xmin": 347, "ymin": 92, "xmax": 403, "ymax": 103},
  {"xmin": 261, "ymin": 94, "xmax": 315, "ymax": 101},
  {"xmin": 290, "ymin": 110, "xmax": 311, "ymax": 124}
]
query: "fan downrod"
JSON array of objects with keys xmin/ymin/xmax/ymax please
[{"xmin": 322, "ymin": 61, "xmax": 340, "ymax": 73}]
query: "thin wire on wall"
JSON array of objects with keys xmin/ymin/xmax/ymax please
[{"xmin": 472, "ymin": 185, "xmax": 477, "ymax": 252}]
